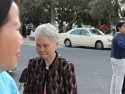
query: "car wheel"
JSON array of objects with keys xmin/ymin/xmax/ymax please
[
  {"xmin": 95, "ymin": 41, "xmax": 104, "ymax": 49},
  {"xmin": 64, "ymin": 39, "xmax": 72, "ymax": 47}
]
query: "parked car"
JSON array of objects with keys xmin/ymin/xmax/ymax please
[{"xmin": 59, "ymin": 28, "xmax": 113, "ymax": 49}]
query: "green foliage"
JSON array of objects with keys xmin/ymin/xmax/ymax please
[
  {"xmin": 18, "ymin": 0, "xmax": 125, "ymax": 31},
  {"xmin": 107, "ymin": 16, "xmax": 111, "ymax": 33},
  {"xmin": 90, "ymin": 0, "xmax": 113, "ymax": 19},
  {"xmin": 56, "ymin": 0, "xmax": 91, "ymax": 29},
  {"xmin": 20, "ymin": 0, "xmax": 51, "ymax": 27},
  {"xmin": 76, "ymin": 15, "xmax": 82, "ymax": 28},
  {"xmin": 120, "ymin": 0, "xmax": 125, "ymax": 4},
  {"xmin": 31, "ymin": 23, "xmax": 35, "ymax": 32}
]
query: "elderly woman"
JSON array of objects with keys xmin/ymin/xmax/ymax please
[
  {"xmin": 24, "ymin": 23, "xmax": 77, "ymax": 94},
  {"xmin": 0, "ymin": 0, "xmax": 23, "ymax": 94}
]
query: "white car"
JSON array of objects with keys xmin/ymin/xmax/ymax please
[{"xmin": 59, "ymin": 28, "xmax": 113, "ymax": 49}]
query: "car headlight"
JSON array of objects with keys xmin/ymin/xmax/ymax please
[{"xmin": 107, "ymin": 39, "xmax": 112, "ymax": 42}]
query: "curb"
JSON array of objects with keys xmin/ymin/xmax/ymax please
[{"xmin": 23, "ymin": 38, "xmax": 35, "ymax": 43}]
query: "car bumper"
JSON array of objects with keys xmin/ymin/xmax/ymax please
[{"xmin": 103, "ymin": 43, "xmax": 112, "ymax": 48}]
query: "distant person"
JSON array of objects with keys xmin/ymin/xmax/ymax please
[
  {"xmin": 62, "ymin": 22, "xmax": 66, "ymax": 33},
  {"xmin": 23, "ymin": 23, "xmax": 77, "ymax": 94},
  {"xmin": 0, "ymin": 0, "xmax": 23, "ymax": 94},
  {"xmin": 102, "ymin": 28, "xmax": 108, "ymax": 34},
  {"xmin": 110, "ymin": 20, "xmax": 125, "ymax": 94},
  {"xmin": 22, "ymin": 23, "xmax": 26, "ymax": 38},
  {"xmin": 111, "ymin": 28, "xmax": 116, "ymax": 36},
  {"xmin": 27, "ymin": 23, "xmax": 32, "ymax": 35},
  {"xmin": 101, "ymin": 24, "xmax": 108, "ymax": 30},
  {"xmin": 60, "ymin": 22, "xmax": 66, "ymax": 33}
]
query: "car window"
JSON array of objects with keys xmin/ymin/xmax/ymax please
[
  {"xmin": 81, "ymin": 29, "xmax": 89, "ymax": 36},
  {"xmin": 89, "ymin": 29, "xmax": 104, "ymax": 35},
  {"xmin": 70, "ymin": 29, "xmax": 81, "ymax": 35}
]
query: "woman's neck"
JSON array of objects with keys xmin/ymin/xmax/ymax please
[{"xmin": 44, "ymin": 52, "xmax": 56, "ymax": 67}]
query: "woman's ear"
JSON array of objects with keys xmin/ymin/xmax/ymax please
[
  {"xmin": 118, "ymin": 27, "xmax": 121, "ymax": 32},
  {"xmin": 55, "ymin": 41, "xmax": 59, "ymax": 48}
]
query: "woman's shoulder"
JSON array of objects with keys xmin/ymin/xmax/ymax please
[
  {"xmin": 58, "ymin": 56, "xmax": 74, "ymax": 67},
  {"xmin": 0, "ymin": 72, "xmax": 19, "ymax": 94},
  {"xmin": 113, "ymin": 32, "xmax": 123, "ymax": 39},
  {"xmin": 28, "ymin": 57, "xmax": 42, "ymax": 65},
  {"xmin": 29, "ymin": 57, "xmax": 41, "ymax": 61}
]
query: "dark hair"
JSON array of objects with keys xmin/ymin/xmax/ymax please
[
  {"xmin": 116, "ymin": 20, "xmax": 125, "ymax": 32},
  {"xmin": 0, "ymin": 0, "xmax": 13, "ymax": 28}
]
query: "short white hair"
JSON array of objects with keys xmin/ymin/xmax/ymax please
[{"xmin": 34, "ymin": 23, "xmax": 59, "ymax": 43}]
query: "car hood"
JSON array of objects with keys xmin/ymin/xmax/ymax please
[
  {"xmin": 92, "ymin": 35, "xmax": 113, "ymax": 40},
  {"xmin": 103, "ymin": 35, "xmax": 113, "ymax": 39}
]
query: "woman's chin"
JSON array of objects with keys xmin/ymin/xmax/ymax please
[{"xmin": 40, "ymin": 55, "xmax": 48, "ymax": 59}]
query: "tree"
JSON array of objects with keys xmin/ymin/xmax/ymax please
[
  {"xmin": 32, "ymin": 0, "xmax": 60, "ymax": 26},
  {"xmin": 113, "ymin": 0, "xmax": 125, "ymax": 20},
  {"xmin": 46, "ymin": 0, "xmax": 92, "ymax": 30},
  {"xmin": 19, "ymin": 0, "xmax": 92, "ymax": 30},
  {"xmin": 19, "ymin": 0, "xmax": 51, "ymax": 27},
  {"xmin": 89, "ymin": 0, "xmax": 113, "ymax": 31},
  {"xmin": 76, "ymin": 15, "xmax": 82, "ymax": 28},
  {"xmin": 56, "ymin": 0, "xmax": 91, "ymax": 30}
]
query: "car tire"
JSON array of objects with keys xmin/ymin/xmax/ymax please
[
  {"xmin": 95, "ymin": 41, "xmax": 104, "ymax": 50},
  {"xmin": 64, "ymin": 39, "xmax": 72, "ymax": 47}
]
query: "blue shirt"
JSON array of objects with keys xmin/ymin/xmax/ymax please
[
  {"xmin": 111, "ymin": 33, "xmax": 125, "ymax": 59},
  {"xmin": 0, "ymin": 71, "xmax": 19, "ymax": 94}
]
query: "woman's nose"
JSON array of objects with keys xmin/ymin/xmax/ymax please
[{"xmin": 40, "ymin": 46, "xmax": 44, "ymax": 51}]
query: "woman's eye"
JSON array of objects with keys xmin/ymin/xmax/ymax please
[
  {"xmin": 44, "ymin": 45, "xmax": 48, "ymax": 47},
  {"xmin": 36, "ymin": 45, "xmax": 40, "ymax": 47}
]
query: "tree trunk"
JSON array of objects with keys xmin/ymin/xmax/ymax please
[
  {"xmin": 18, "ymin": 0, "xmax": 24, "ymax": 35},
  {"xmin": 107, "ymin": 15, "xmax": 111, "ymax": 33},
  {"xmin": 97, "ymin": 19, "xmax": 101, "ymax": 29},
  {"xmin": 51, "ymin": 3, "xmax": 56, "ymax": 26},
  {"xmin": 67, "ymin": 23, "xmax": 73, "ymax": 31},
  {"xmin": 66, "ymin": 12, "xmax": 79, "ymax": 31},
  {"xmin": 114, "ymin": 0, "xmax": 119, "ymax": 17}
]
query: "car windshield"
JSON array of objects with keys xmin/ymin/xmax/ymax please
[{"xmin": 89, "ymin": 29, "xmax": 104, "ymax": 35}]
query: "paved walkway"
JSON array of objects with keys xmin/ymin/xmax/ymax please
[{"xmin": 23, "ymin": 37, "xmax": 35, "ymax": 43}]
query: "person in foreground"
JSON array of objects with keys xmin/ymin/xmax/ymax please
[
  {"xmin": 110, "ymin": 20, "xmax": 125, "ymax": 94},
  {"xmin": 0, "ymin": 0, "xmax": 23, "ymax": 94},
  {"xmin": 23, "ymin": 23, "xmax": 77, "ymax": 94}
]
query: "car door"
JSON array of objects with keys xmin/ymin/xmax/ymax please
[
  {"xmin": 80, "ymin": 29, "xmax": 92, "ymax": 46},
  {"xmin": 69, "ymin": 29, "xmax": 81, "ymax": 45}
]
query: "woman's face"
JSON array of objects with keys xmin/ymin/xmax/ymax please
[
  {"xmin": 0, "ymin": 2, "xmax": 23, "ymax": 71},
  {"xmin": 118, "ymin": 24, "xmax": 125, "ymax": 34},
  {"xmin": 36, "ymin": 34, "xmax": 59, "ymax": 59}
]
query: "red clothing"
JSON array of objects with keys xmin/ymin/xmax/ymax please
[{"xmin": 101, "ymin": 24, "xmax": 108, "ymax": 29}]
